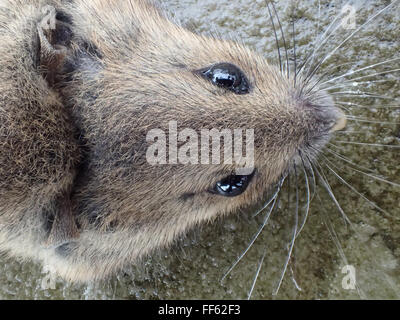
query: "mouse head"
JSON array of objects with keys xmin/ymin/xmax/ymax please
[{"xmin": 44, "ymin": 0, "xmax": 346, "ymax": 235}]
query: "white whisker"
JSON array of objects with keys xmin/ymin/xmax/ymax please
[
  {"xmin": 334, "ymin": 141, "xmax": 400, "ymax": 149},
  {"xmin": 253, "ymin": 177, "xmax": 285, "ymax": 217},
  {"xmin": 323, "ymin": 68, "xmax": 400, "ymax": 91},
  {"xmin": 326, "ymin": 79, "xmax": 395, "ymax": 92},
  {"xmin": 296, "ymin": 157, "xmax": 311, "ymax": 238},
  {"xmin": 311, "ymin": 1, "xmax": 400, "ymax": 79},
  {"xmin": 320, "ymin": 57, "xmax": 400, "ymax": 86},
  {"xmin": 334, "ymin": 131, "xmax": 365, "ymax": 134},
  {"xmin": 330, "ymin": 91, "xmax": 395, "ymax": 100},
  {"xmin": 346, "ymin": 117, "xmax": 400, "ymax": 125},
  {"xmin": 273, "ymin": 166, "xmax": 299, "ymax": 296},
  {"xmin": 221, "ymin": 196, "xmax": 279, "ymax": 282},
  {"xmin": 325, "ymin": 146, "xmax": 400, "ymax": 187},
  {"xmin": 334, "ymin": 101, "xmax": 400, "ymax": 109},
  {"xmin": 325, "ymin": 145, "xmax": 377, "ymax": 174},
  {"xmin": 335, "ymin": 161, "xmax": 400, "ymax": 188},
  {"xmin": 314, "ymin": 162, "xmax": 352, "ymax": 225},
  {"xmin": 247, "ymin": 249, "xmax": 266, "ymax": 300},
  {"xmin": 317, "ymin": 195, "xmax": 367, "ymax": 299},
  {"xmin": 299, "ymin": 8, "xmax": 344, "ymax": 78},
  {"xmin": 322, "ymin": 158, "xmax": 392, "ymax": 218},
  {"xmin": 317, "ymin": 171, "xmax": 399, "ymax": 299}
]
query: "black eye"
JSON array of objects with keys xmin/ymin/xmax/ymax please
[
  {"xmin": 211, "ymin": 171, "xmax": 255, "ymax": 197},
  {"xmin": 198, "ymin": 63, "xmax": 250, "ymax": 95}
]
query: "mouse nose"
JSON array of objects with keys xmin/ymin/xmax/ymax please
[{"xmin": 330, "ymin": 109, "xmax": 347, "ymax": 132}]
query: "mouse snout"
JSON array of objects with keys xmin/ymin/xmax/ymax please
[
  {"xmin": 303, "ymin": 99, "xmax": 347, "ymax": 134},
  {"xmin": 330, "ymin": 109, "xmax": 347, "ymax": 132}
]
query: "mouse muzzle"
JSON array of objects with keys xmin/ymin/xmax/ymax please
[{"xmin": 330, "ymin": 109, "xmax": 347, "ymax": 132}]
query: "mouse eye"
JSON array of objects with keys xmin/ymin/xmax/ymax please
[
  {"xmin": 211, "ymin": 171, "xmax": 255, "ymax": 197},
  {"xmin": 198, "ymin": 63, "xmax": 250, "ymax": 95}
]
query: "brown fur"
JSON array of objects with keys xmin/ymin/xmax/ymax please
[{"xmin": 0, "ymin": 0, "xmax": 344, "ymax": 282}]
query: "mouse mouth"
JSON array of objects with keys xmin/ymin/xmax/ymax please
[
  {"xmin": 305, "ymin": 95, "xmax": 347, "ymax": 136},
  {"xmin": 329, "ymin": 109, "xmax": 347, "ymax": 132},
  {"xmin": 297, "ymin": 99, "xmax": 347, "ymax": 162},
  {"xmin": 302, "ymin": 88, "xmax": 347, "ymax": 133}
]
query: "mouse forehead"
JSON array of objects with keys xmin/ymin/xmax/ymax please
[
  {"xmin": 71, "ymin": 2, "xmax": 288, "ymax": 100},
  {"xmin": 130, "ymin": 22, "xmax": 272, "ymax": 77},
  {"xmin": 122, "ymin": 37, "xmax": 292, "ymax": 108}
]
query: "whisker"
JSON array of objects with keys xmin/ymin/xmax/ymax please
[
  {"xmin": 330, "ymin": 91, "xmax": 396, "ymax": 100},
  {"xmin": 304, "ymin": 19, "xmax": 344, "ymax": 83},
  {"xmin": 299, "ymin": 7, "xmax": 344, "ymax": 79},
  {"xmin": 322, "ymin": 68, "xmax": 400, "ymax": 91},
  {"xmin": 296, "ymin": 154, "xmax": 311, "ymax": 238},
  {"xmin": 300, "ymin": 156, "xmax": 383, "ymax": 300},
  {"xmin": 301, "ymin": 61, "xmax": 357, "ymax": 96},
  {"xmin": 253, "ymin": 176, "xmax": 285, "ymax": 217},
  {"xmin": 305, "ymin": 1, "xmax": 399, "ymax": 82},
  {"xmin": 247, "ymin": 249, "xmax": 267, "ymax": 300},
  {"xmin": 306, "ymin": 156, "xmax": 317, "ymax": 201},
  {"xmin": 319, "ymin": 57, "xmax": 400, "ymax": 86},
  {"xmin": 325, "ymin": 145, "xmax": 378, "ymax": 174},
  {"xmin": 273, "ymin": 164, "xmax": 298, "ymax": 296},
  {"xmin": 292, "ymin": 9, "xmax": 297, "ymax": 87},
  {"xmin": 315, "ymin": 0, "xmax": 321, "ymax": 48},
  {"xmin": 334, "ymin": 101, "xmax": 400, "ymax": 109},
  {"xmin": 271, "ymin": 1, "xmax": 290, "ymax": 78},
  {"xmin": 334, "ymin": 131, "xmax": 365, "ymax": 134},
  {"xmin": 317, "ymin": 195, "xmax": 367, "ymax": 299},
  {"xmin": 328, "ymin": 142, "xmax": 400, "ymax": 183},
  {"xmin": 326, "ymin": 79, "xmax": 397, "ymax": 91},
  {"xmin": 333, "ymin": 141, "xmax": 400, "ymax": 149},
  {"xmin": 314, "ymin": 161, "xmax": 352, "ymax": 225},
  {"xmin": 321, "ymin": 156, "xmax": 392, "ymax": 218},
  {"xmin": 346, "ymin": 117, "xmax": 400, "ymax": 125},
  {"xmin": 317, "ymin": 195, "xmax": 348, "ymax": 262},
  {"xmin": 316, "ymin": 169, "xmax": 399, "ymax": 299},
  {"xmin": 329, "ymin": 157, "xmax": 400, "ymax": 188},
  {"xmin": 221, "ymin": 194, "xmax": 280, "ymax": 282},
  {"xmin": 336, "ymin": 104, "xmax": 351, "ymax": 113},
  {"xmin": 325, "ymin": 144, "xmax": 400, "ymax": 187},
  {"xmin": 299, "ymin": 0, "xmax": 322, "ymax": 77},
  {"xmin": 312, "ymin": 61, "xmax": 360, "ymax": 82},
  {"xmin": 266, "ymin": 1, "xmax": 283, "ymax": 74}
]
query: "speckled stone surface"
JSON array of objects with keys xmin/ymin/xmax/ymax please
[{"xmin": 0, "ymin": 0, "xmax": 399, "ymax": 299}]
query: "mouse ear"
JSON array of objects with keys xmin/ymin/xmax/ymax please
[
  {"xmin": 37, "ymin": 5, "xmax": 71, "ymax": 86},
  {"xmin": 45, "ymin": 193, "xmax": 80, "ymax": 248}
]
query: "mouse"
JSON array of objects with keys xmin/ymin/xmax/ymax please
[{"xmin": 3, "ymin": 0, "xmax": 376, "ymax": 285}]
